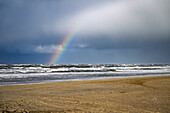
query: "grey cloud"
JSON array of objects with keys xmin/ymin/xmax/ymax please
[
  {"xmin": 1, "ymin": 0, "xmax": 169, "ymax": 46},
  {"xmin": 65, "ymin": 0, "xmax": 170, "ymax": 40},
  {"xmin": 61, "ymin": 0, "xmax": 170, "ymax": 52},
  {"xmin": 0, "ymin": 0, "xmax": 115, "ymax": 45},
  {"xmin": 0, "ymin": 0, "xmax": 170, "ymax": 64}
]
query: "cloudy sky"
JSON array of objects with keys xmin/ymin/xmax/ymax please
[{"xmin": 0, "ymin": 0, "xmax": 170, "ymax": 64}]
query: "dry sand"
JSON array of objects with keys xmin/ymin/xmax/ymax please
[{"xmin": 0, "ymin": 75, "xmax": 170, "ymax": 113}]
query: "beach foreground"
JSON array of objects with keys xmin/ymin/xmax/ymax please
[{"xmin": 0, "ymin": 76, "xmax": 170, "ymax": 112}]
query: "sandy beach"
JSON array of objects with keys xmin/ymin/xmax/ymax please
[{"xmin": 0, "ymin": 75, "xmax": 170, "ymax": 112}]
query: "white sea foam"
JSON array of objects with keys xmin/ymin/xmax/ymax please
[{"xmin": 0, "ymin": 64, "xmax": 170, "ymax": 85}]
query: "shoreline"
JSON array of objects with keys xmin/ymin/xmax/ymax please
[
  {"xmin": 0, "ymin": 75, "xmax": 170, "ymax": 112},
  {"xmin": 1, "ymin": 74, "xmax": 170, "ymax": 86}
]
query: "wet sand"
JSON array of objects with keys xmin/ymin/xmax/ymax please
[{"xmin": 0, "ymin": 75, "xmax": 170, "ymax": 113}]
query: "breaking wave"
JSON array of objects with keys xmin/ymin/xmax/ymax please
[{"xmin": 0, "ymin": 64, "xmax": 170, "ymax": 85}]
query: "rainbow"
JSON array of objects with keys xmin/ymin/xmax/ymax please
[{"xmin": 49, "ymin": 28, "xmax": 78, "ymax": 64}]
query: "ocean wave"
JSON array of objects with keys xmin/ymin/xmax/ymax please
[{"xmin": 0, "ymin": 64, "xmax": 170, "ymax": 85}]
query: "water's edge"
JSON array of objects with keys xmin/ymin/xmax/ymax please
[{"xmin": 0, "ymin": 64, "xmax": 170, "ymax": 86}]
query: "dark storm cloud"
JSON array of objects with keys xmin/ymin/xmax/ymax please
[
  {"xmin": 0, "ymin": 0, "xmax": 170, "ymax": 64},
  {"xmin": 0, "ymin": 0, "xmax": 114, "ymax": 52}
]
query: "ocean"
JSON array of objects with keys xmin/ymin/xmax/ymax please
[{"xmin": 0, "ymin": 64, "xmax": 170, "ymax": 85}]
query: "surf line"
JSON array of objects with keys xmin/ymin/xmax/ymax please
[{"xmin": 49, "ymin": 28, "xmax": 78, "ymax": 64}]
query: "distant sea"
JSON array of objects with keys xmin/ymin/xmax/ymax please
[{"xmin": 0, "ymin": 64, "xmax": 170, "ymax": 85}]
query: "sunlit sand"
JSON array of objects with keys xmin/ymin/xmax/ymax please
[{"xmin": 0, "ymin": 75, "xmax": 170, "ymax": 112}]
